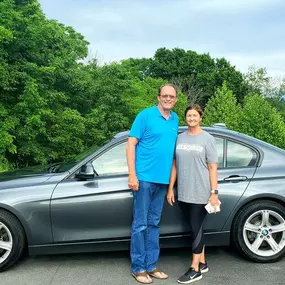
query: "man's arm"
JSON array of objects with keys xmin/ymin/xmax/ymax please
[{"xmin": 126, "ymin": 137, "xmax": 139, "ymax": 191}]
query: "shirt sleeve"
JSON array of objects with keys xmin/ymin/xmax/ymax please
[
  {"xmin": 205, "ymin": 136, "xmax": 218, "ymax": 164},
  {"xmin": 129, "ymin": 111, "xmax": 146, "ymax": 140}
]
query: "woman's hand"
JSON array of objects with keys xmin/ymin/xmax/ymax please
[
  {"xmin": 208, "ymin": 194, "xmax": 220, "ymax": 213},
  {"xmin": 167, "ymin": 189, "xmax": 175, "ymax": 206}
]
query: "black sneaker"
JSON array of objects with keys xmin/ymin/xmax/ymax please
[
  {"xmin": 177, "ymin": 267, "xmax": 202, "ymax": 284},
  {"xmin": 199, "ymin": 262, "xmax": 209, "ymax": 273}
]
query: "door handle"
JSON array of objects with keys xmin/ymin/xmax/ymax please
[{"xmin": 224, "ymin": 175, "xmax": 248, "ymax": 182}]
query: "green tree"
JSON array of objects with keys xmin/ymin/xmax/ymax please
[
  {"xmin": 244, "ymin": 65, "xmax": 270, "ymax": 95},
  {"xmin": 203, "ymin": 82, "xmax": 242, "ymax": 130},
  {"xmin": 240, "ymin": 94, "xmax": 285, "ymax": 149},
  {"xmin": 0, "ymin": 0, "xmax": 89, "ymax": 167},
  {"xmin": 81, "ymin": 63, "xmax": 131, "ymax": 148},
  {"xmin": 47, "ymin": 108, "xmax": 86, "ymax": 161},
  {"xmin": 150, "ymin": 48, "xmax": 248, "ymax": 104},
  {"xmin": 122, "ymin": 76, "xmax": 188, "ymax": 124},
  {"xmin": 0, "ymin": 104, "xmax": 16, "ymax": 171},
  {"xmin": 265, "ymin": 78, "xmax": 285, "ymax": 121},
  {"xmin": 2, "ymin": 0, "xmax": 285, "ymax": 171}
]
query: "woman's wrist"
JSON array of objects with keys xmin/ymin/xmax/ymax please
[{"xmin": 210, "ymin": 189, "xmax": 219, "ymax": 194}]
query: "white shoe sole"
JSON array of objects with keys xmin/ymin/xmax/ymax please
[
  {"xmin": 201, "ymin": 268, "xmax": 209, "ymax": 273},
  {"xmin": 177, "ymin": 275, "xmax": 203, "ymax": 284}
]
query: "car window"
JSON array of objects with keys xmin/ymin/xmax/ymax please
[
  {"xmin": 215, "ymin": 137, "xmax": 224, "ymax": 168},
  {"xmin": 226, "ymin": 140, "xmax": 257, "ymax": 167},
  {"xmin": 92, "ymin": 142, "xmax": 128, "ymax": 176}
]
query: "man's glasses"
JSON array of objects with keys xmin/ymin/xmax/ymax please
[{"xmin": 159, "ymin": 94, "xmax": 177, "ymax": 100}]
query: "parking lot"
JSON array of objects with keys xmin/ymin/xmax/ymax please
[{"xmin": 1, "ymin": 247, "xmax": 284, "ymax": 285}]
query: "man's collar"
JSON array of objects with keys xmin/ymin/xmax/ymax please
[{"xmin": 155, "ymin": 105, "xmax": 174, "ymax": 120}]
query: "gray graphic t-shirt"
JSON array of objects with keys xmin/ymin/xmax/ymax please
[{"xmin": 176, "ymin": 131, "xmax": 218, "ymax": 204}]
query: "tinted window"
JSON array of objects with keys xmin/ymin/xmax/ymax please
[
  {"xmin": 92, "ymin": 142, "xmax": 128, "ymax": 176},
  {"xmin": 215, "ymin": 137, "xmax": 224, "ymax": 168},
  {"xmin": 227, "ymin": 140, "xmax": 257, "ymax": 167}
]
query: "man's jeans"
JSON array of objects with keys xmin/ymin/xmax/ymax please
[{"xmin": 130, "ymin": 181, "xmax": 167, "ymax": 274}]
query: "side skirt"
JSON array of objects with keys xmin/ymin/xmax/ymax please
[{"xmin": 29, "ymin": 231, "xmax": 230, "ymax": 256}]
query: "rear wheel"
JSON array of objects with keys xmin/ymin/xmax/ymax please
[
  {"xmin": 232, "ymin": 200, "xmax": 285, "ymax": 262},
  {"xmin": 0, "ymin": 210, "xmax": 26, "ymax": 271}
]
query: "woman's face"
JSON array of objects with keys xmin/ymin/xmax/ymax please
[{"xmin": 185, "ymin": 109, "xmax": 202, "ymax": 127}]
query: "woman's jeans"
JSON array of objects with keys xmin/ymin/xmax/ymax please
[{"xmin": 130, "ymin": 180, "xmax": 167, "ymax": 274}]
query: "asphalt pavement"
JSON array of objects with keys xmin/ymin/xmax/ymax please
[{"xmin": 1, "ymin": 247, "xmax": 284, "ymax": 285}]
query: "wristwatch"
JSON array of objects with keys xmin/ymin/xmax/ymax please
[{"xmin": 211, "ymin": 189, "xmax": 219, "ymax": 194}]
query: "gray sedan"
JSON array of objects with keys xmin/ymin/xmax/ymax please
[{"xmin": 0, "ymin": 125, "xmax": 285, "ymax": 272}]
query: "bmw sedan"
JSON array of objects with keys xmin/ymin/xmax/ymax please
[{"xmin": 0, "ymin": 125, "xmax": 285, "ymax": 272}]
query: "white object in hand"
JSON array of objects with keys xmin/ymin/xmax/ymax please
[{"xmin": 205, "ymin": 200, "xmax": 221, "ymax": 214}]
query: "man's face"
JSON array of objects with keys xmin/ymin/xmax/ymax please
[{"xmin": 157, "ymin": 86, "xmax": 177, "ymax": 111}]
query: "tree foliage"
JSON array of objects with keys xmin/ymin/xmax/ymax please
[
  {"xmin": 1, "ymin": 0, "xmax": 285, "ymax": 171},
  {"xmin": 203, "ymin": 82, "xmax": 242, "ymax": 130},
  {"xmin": 241, "ymin": 94, "xmax": 285, "ymax": 149},
  {"xmin": 150, "ymin": 48, "xmax": 248, "ymax": 105},
  {"xmin": 0, "ymin": 0, "xmax": 89, "ymax": 167},
  {"xmin": 203, "ymin": 84, "xmax": 285, "ymax": 150}
]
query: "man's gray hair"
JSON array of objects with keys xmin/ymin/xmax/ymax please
[{"xmin": 158, "ymin": 83, "xmax": 178, "ymax": 96}]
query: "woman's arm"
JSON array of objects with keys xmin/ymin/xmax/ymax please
[
  {"xmin": 208, "ymin": 163, "xmax": 220, "ymax": 209},
  {"xmin": 167, "ymin": 159, "xmax": 177, "ymax": 206},
  {"xmin": 208, "ymin": 163, "xmax": 218, "ymax": 190}
]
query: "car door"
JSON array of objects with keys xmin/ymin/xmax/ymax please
[
  {"xmin": 204, "ymin": 136, "xmax": 259, "ymax": 231},
  {"xmin": 50, "ymin": 140, "xmax": 133, "ymax": 243},
  {"xmin": 160, "ymin": 135, "xmax": 259, "ymax": 234}
]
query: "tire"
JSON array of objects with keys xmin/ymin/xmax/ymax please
[
  {"xmin": 232, "ymin": 200, "xmax": 285, "ymax": 263},
  {"xmin": 0, "ymin": 210, "xmax": 26, "ymax": 272}
]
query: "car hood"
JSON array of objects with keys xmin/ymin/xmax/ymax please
[{"xmin": 0, "ymin": 165, "xmax": 56, "ymax": 189}]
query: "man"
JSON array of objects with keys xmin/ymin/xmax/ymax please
[{"xmin": 126, "ymin": 83, "xmax": 179, "ymax": 284}]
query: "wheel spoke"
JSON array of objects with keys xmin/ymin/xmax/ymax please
[
  {"xmin": 270, "ymin": 224, "xmax": 285, "ymax": 234},
  {"xmin": 244, "ymin": 223, "xmax": 260, "ymax": 233},
  {"xmin": 250, "ymin": 236, "xmax": 264, "ymax": 253},
  {"xmin": 261, "ymin": 211, "xmax": 270, "ymax": 226},
  {"xmin": 0, "ymin": 240, "xmax": 12, "ymax": 251},
  {"xmin": 266, "ymin": 238, "xmax": 281, "ymax": 252}
]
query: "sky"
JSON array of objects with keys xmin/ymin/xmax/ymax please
[{"xmin": 39, "ymin": 0, "xmax": 285, "ymax": 76}]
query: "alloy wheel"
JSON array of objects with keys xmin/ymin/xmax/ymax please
[
  {"xmin": 243, "ymin": 209, "xmax": 285, "ymax": 257},
  {"xmin": 0, "ymin": 222, "xmax": 13, "ymax": 264}
]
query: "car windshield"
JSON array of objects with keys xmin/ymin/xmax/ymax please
[{"xmin": 50, "ymin": 144, "xmax": 102, "ymax": 173}]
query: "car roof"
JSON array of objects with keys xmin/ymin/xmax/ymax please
[
  {"xmin": 114, "ymin": 124, "xmax": 239, "ymax": 139},
  {"xmin": 113, "ymin": 124, "xmax": 285, "ymax": 154}
]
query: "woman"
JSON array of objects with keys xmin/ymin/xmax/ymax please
[{"xmin": 167, "ymin": 104, "xmax": 219, "ymax": 284}]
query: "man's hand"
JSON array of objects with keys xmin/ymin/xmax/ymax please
[
  {"xmin": 128, "ymin": 174, "xmax": 139, "ymax": 191},
  {"xmin": 167, "ymin": 189, "xmax": 175, "ymax": 206}
]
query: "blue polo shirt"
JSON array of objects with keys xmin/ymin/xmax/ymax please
[{"xmin": 129, "ymin": 105, "xmax": 179, "ymax": 184}]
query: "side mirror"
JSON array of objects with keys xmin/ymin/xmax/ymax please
[{"xmin": 75, "ymin": 162, "xmax": 95, "ymax": 180}]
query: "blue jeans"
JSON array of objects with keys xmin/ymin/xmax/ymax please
[{"xmin": 130, "ymin": 181, "xmax": 167, "ymax": 274}]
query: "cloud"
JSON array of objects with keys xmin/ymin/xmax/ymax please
[{"xmin": 39, "ymin": 0, "xmax": 285, "ymax": 75}]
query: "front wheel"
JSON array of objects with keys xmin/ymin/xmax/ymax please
[
  {"xmin": 232, "ymin": 200, "xmax": 285, "ymax": 262},
  {"xmin": 0, "ymin": 210, "xmax": 26, "ymax": 271}
]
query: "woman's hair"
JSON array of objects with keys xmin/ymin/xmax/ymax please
[{"xmin": 184, "ymin": 103, "xmax": 203, "ymax": 118}]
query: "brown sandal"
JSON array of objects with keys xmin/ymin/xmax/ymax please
[
  {"xmin": 132, "ymin": 272, "xmax": 153, "ymax": 284},
  {"xmin": 147, "ymin": 268, "xmax": 168, "ymax": 279}
]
